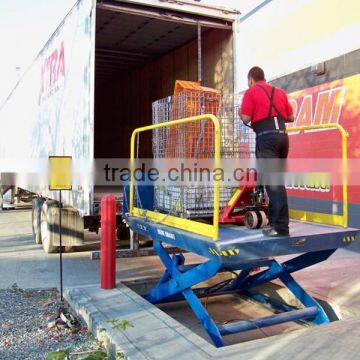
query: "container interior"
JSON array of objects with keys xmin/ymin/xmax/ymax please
[{"xmin": 94, "ymin": 6, "xmax": 234, "ymax": 158}]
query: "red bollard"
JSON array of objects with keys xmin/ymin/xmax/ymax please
[{"xmin": 100, "ymin": 194, "xmax": 116, "ymax": 289}]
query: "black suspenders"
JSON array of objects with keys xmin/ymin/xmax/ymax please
[
  {"xmin": 256, "ymin": 84, "xmax": 282, "ymax": 118},
  {"xmin": 253, "ymin": 84, "xmax": 286, "ymax": 133}
]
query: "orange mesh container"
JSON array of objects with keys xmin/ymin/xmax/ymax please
[
  {"xmin": 152, "ymin": 87, "xmax": 254, "ymax": 217},
  {"xmin": 165, "ymin": 80, "xmax": 221, "ymax": 158}
]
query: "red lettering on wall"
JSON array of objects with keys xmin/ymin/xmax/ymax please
[
  {"xmin": 313, "ymin": 87, "xmax": 345, "ymax": 124},
  {"xmin": 296, "ymin": 95, "xmax": 312, "ymax": 126},
  {"xmin": 39, "ymin": 41, "xmax": 65, "ymax": 104},
  {"xmin": 289, "ymin": 85, "xmax": 346, "ymax": 127},
  {"xmin": 289, "ymin": 98, "xmax": 298, "ymax": 119},
  {"xmin": 57, "ymin": 42, "xmax": 65, "ymax": 79}
]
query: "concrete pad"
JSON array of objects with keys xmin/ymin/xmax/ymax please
[
  {"xmin": 65, "ymin": 284, "xmax": 213, "ymax": 360},
  {"xmin": 66, "ymin": 283, "xmax": 360, "ymax": 360},
  {"xmin": 0, "ymin": 209, "xmax": 32, "ymax": 237},
  {"xmin": 0, "ymin": 209, "xmax": 203, "ymax": 289}
]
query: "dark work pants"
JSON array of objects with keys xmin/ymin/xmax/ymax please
[{"xmin": 256, "ymin": 133, "xmax": 289, "ymax": 233}]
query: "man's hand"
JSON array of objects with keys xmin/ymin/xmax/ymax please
[
  {"xmin": 241, "ymin": 114, "xmax": 252, "ymax": 124},
  {"xmin": 285, "ymin": 115, "xmax": 295, "ymax": 123}
]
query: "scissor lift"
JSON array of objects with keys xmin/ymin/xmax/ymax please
[
  {"xmin": 125, "ymin": 209, "xmax": 358, "ymax": 347},
  {"xmin": 124, "ymin": 114, "xmax": 357, "ymax": 347}
]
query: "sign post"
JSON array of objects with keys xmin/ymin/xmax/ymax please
[{"xmin": 49, "ymin": 156, "xmax": 72, "ymax": 302}]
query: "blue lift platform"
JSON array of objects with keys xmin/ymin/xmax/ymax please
[
  {"xmin": 124, "ymin": 208, "xmax": 359, "ymax": 347},
  {"xmin": 123, "ymin": 115, "xmax": 358, "ymax": 347}
]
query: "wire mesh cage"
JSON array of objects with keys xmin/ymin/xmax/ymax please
[
  {"xmin": 151, "ymin": 84, "xmax": 256, "ymax": 218},
  {"xmin": 154, "ymin": 185, "xmax": 235, "ymax": 218},
  {"xmin": 152, "ymin": 91, "xmax": 255, "ymax": 159}
]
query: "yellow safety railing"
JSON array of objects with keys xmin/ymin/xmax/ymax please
[
  {"xmin": 129, "ymin": 114, "xmax": 221, "ymax": 240},
  {"xmin": 287, "ymin": 123, "xmax": 348, "ymax": 227}
]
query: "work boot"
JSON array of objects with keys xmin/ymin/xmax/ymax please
[{"xmin": 262, "ymin": 227, "xmax": 289, "ymax": 237}]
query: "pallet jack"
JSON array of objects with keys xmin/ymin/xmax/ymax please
[
  {"xmin": 219, "ymin": 181, "xmax": 269, "ymax": 229},
  {"xmin": 219, "ymin": 118, "xmax": 270, "ymax": 229}
]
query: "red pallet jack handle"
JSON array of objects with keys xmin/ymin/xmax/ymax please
[
  {"xmin": 219, "ymin": 170, "xmax": 268, "ymax": 227},
  {"xmin": 219, "ymin": 185, "xmax": 255, "ymax": 223}
]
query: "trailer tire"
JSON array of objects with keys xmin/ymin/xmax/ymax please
[
  {"xmin": 32, "ymin": 198, "xmax": 45, "ymax": 244},
  {"xmin": 41, "ymin": 200, "xmax": 58, "ymax": 253}
]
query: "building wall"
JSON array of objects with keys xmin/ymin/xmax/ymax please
[
  {"xmin": 234, "ymin": 0, "xmax": 360, "ymax": 227},
  {"xmin": 235, "ymin": 0, "xmax": 360, "ymax": 91}
]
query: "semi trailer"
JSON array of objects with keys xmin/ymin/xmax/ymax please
[{"xmin": 0, "ymin": 0, "xmax": 239, "ymax": 252}]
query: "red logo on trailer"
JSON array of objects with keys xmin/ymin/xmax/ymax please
[{"xmin": 39, "ymin": 41, "xmax": 65, "ymax": 104}]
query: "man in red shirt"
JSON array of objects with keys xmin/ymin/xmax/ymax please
[{"xmin": 240, "ymin": 66, "xmax": 294, "ymax": 237}]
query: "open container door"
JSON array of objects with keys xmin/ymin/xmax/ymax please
[{"xmin": 94, "ymin": 0, "xmax": 239, "ymax": 161}]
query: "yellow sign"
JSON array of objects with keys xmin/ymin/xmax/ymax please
[{"xmin": 49, "ymin": 156, "xmax": 72, "ymax": 190}]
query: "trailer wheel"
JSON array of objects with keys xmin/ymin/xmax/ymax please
[
  {"xmin": 32, "ymin": 198, "xmax": 45, "ymax": 244},
  {"xmin": 41, "ymin": 200, "xmax": 58, "ymax": 253},
  {"xmin": 244, "ymin": 211, "xmax": 259, "ymax": 229}
]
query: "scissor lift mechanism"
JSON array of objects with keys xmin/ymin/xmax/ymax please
[
  {"xmin": 125, "ymin": 214, "xmax": 358, "ymax": 347},
  {"xmin": 125, "ymin": 114, "xmax": 356, "ymax": 347}
]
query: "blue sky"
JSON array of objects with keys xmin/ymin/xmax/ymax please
[{"xmin": 0, "ymin": 0, "xmax": 259, "ymax": 104}]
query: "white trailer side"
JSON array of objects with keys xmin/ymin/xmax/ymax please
[{"xmin": 0, "ymin": 0, "xmax": 239, "ymax": 252}]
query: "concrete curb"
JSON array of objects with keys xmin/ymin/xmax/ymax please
[{"xmin": 65, "ymin": 283, "xmax": 215, "ymax": 359}]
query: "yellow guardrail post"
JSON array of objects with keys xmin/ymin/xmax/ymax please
[
  {"xmin": 287, "ymin": 123, "xmax": 348, "ymax": 227},
  {"xmin": 129, "ymin": 114, "xmax": 221, "ymax": 240},
  {"xmin": 212, "ymin": 114, "xmax": 221, "ymax": 241}
]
